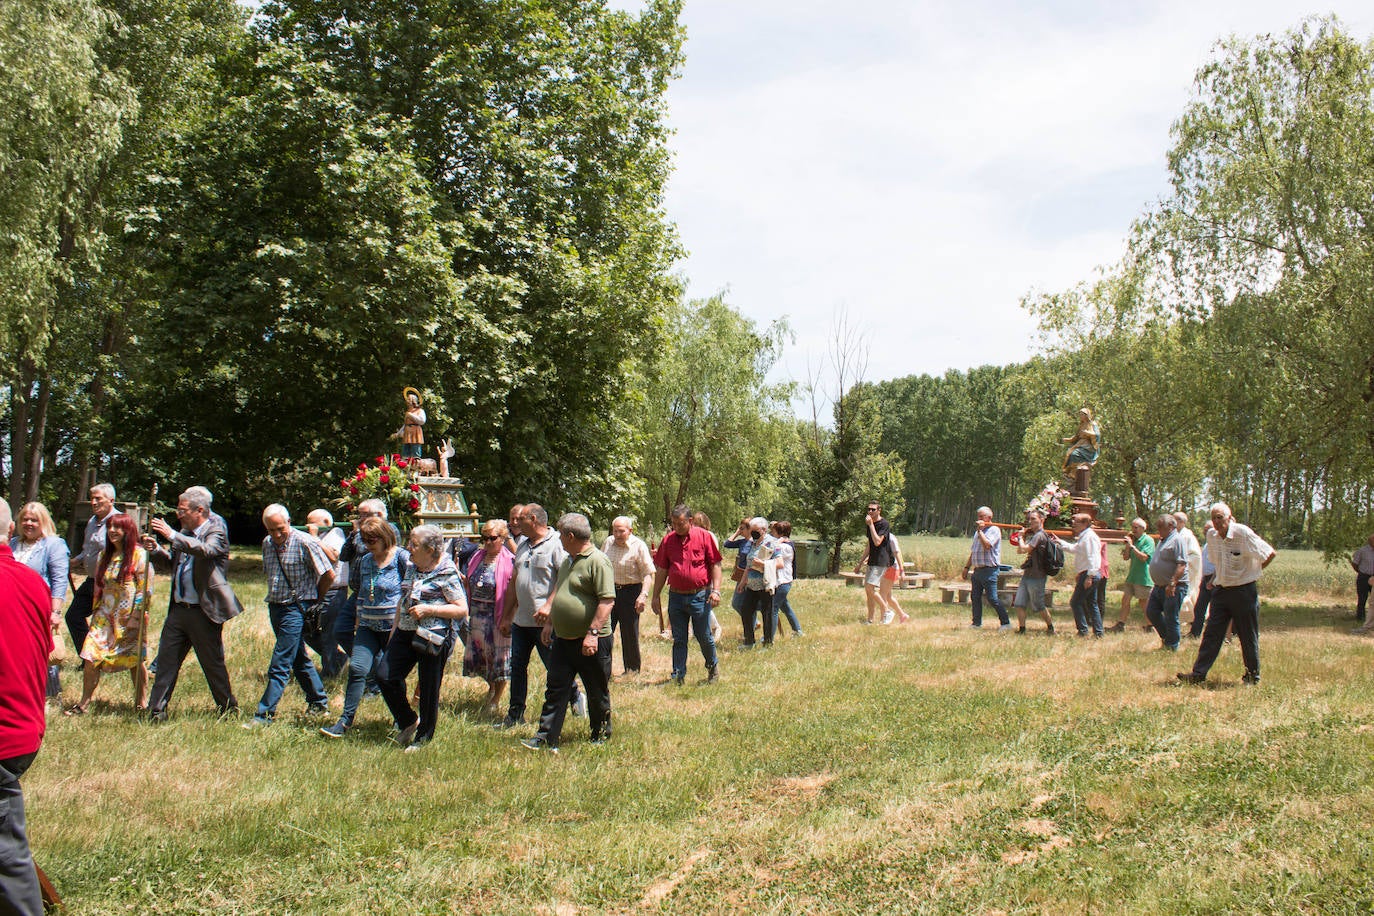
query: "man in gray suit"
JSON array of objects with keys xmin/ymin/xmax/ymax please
[{"xmin": 141, "ymin": 486, "xmax": 243, "ymax": 720}]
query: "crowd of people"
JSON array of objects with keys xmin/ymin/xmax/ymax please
[
  {"xmin": 3, "ymin": 486, "xmax": 809, "ymax": 757},
  {"xmin": 953, "ymin": 503, "xmax": 1278, "ymax": 687}
]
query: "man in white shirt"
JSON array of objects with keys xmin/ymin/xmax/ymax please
[
  {"xmin": 1178, "ymin": 503, "xmax": 1275, "ymax": 686},
  {"xmin": 1172, "ymin": 512, "xmax": 1203, "ymax": 625},
  {"xmin": 65, "ymin": 483, "xmax": 124, "ymax": 660},
  {"xmin": 1349, "ymin": 533, "xmax": 1374, "ymax": 628},
  {"xmin": 1068, "ymin": 513, "xmax": 1103, "ymax": 637}
]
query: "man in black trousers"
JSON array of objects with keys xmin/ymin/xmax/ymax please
[{"xmin": 142, "ymin": 486, "xmax": 243, "ymax": 719}]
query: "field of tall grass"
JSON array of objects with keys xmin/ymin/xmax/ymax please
[{"xmin": 27, "ymin": 540, "xmax": 1374, "ymax": 913}]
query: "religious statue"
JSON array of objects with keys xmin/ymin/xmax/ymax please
[
  {"xmin": 393, "ymin": 387, "xmax": 427, "ymax": 459},
  {"xmin": 1061, "ymin": 407, "xmax": 1101, "ymax": 490}
]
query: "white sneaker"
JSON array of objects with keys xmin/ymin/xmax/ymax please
[
  {"xmin": 881, "ymin": 610, "xmax": 895, "ymax": 625},
  {"xmin": 998, "ymin": 623, "xmax": 1013, "ymax": 632}
]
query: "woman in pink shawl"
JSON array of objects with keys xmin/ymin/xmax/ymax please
[{"xmin": 464, "ymin": 519, "xmax": 515, "ymax": 717}]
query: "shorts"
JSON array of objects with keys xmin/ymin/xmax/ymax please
[
  {"xmin": 1122, "ymin": 582, "xmax": 1151, "ymax": 600},
  {"xmin": 1013, "ymin": 577, "xmax": 1046, "ymax": 611},
  {"xmin": 865, "ymin": 566, "xmax": 886, "ymax": 587}
]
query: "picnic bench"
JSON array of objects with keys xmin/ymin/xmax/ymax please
[{"xmin": 839, "ymin": 567, "xmax": 935, "ymax": 590}]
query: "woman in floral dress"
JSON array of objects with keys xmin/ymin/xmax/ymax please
[
  {"xmin": 67, "ymin": 514, "xmax": 152, "ymax": 714},
  {"xmin": 464, "ymin": 520, "xmax": 514, "ymax": 717}
]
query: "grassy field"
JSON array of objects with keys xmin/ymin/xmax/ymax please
[{"xmin": 29, "ymin": 541, "xmax": 1374, "ymax": 914}]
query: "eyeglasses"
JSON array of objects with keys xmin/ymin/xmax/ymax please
[
  {"xmin": 361, "ymin": 536, "xmax": 379, "ymax": 544},
  {"xmin": 481, "ymin": 535, "xmax": 502, "ymax": 542}
]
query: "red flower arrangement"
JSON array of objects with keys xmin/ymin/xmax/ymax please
[{"xmin": 332, "ymin": 457, "xmax": 424, "ymax": 531}]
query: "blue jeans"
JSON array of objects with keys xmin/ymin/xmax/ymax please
[
  {"xmin": 1071, "ymin": 572, "xmax": 1103, "ymax": 636},
  {"xmin": 335, "ymin": 592, "xmax": 358, "ymax": 658},
  {"xmin": 969, "ymin": 567, "xmax": 1008, "ymax": 626},
  {"xmin": 507, "ymin": 623, "xmax": 581, "ymax": 723},
  {"xmin": 303, "ymin": 587, "xmax": 349, "ymax": 677},
  {"xmin": 773, "ymin": 582, "xmax": 800, "ymax": 633},
  {"xmin": 668, "ymin": 590, "xmax": 717, "ymax": 679},
  {"xmin": 1190, "ymin": 574, "xmax": 1215, "ymax": 637},
  {"xmin": 257, "ymin": 602, "xmax": 328, "ymax": 718},
  {"xmin": 1145, "ymin": 582, "xmax": 1188, "ymax": 650},
  {"xmin": 339, "ymin": 626, "xmax": 389, "ymax": 725}
]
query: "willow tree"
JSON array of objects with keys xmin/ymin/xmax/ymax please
[
  {"xmin": 634, "ymin": 294, "xmax": 793, "ymax": 531},
  {"xmin": 1140, "ymin": 17, "xmax": 1374, "ymax": 548}
]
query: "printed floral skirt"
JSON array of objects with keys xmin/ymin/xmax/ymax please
[
  {"xmin": 462, "ymin": 597, "xmax": 511, "ymax": 684},
  {"xmin": 81, "ymin": 582, "xmax": 148, "ymax": 672}
]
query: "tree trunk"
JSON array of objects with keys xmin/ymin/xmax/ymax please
[
  {"xmin": 24, "ymin": 369, "xmax": 53, "ymax": 504},
  {"xmin": 8, "ymin": 362, "xmax": 34, "ymax": 510},
  {"xmin": 68, "ymin": 314, "xmax": 121, "ymax": 538}
]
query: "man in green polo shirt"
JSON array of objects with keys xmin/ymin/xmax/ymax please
[
  {"xmin": 522, "ymin": 513, "xmax": 615, "ymax": 753},
  {"xmin": 1108, "ymin": 517, "xmax": 1154, "ymax": 633}
]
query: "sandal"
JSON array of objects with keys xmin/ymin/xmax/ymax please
[{"xmin": 63, "ymin": 704, "xmax": 87, "ymax": 717}]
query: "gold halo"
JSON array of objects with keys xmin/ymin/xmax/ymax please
[{"xmin": 402, "ymin": 386, "xmax": 422, "ymax": 406}]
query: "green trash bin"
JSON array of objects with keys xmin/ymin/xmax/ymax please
[{"xmin": 792, "ymin": 540, "xmax": 831, "ymax": 578}]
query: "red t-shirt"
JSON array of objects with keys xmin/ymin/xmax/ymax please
[
  {"xmin": 653, "ymin": 526, "xmax": 723, "ymax": 592},
  {"xmin": 0, "ymin": 544, "xmax": 52, "ymax": 760}
]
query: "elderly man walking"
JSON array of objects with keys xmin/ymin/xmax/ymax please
[
  {"xmin": 304, "ymin": 508, "xmax": 349, "ymax": 678},
  {"xmin": 1349, "ymin": 533, "xmax": 1374, "ymax": 630},
  {"xmin": 737, "ymin": 517, "xmax": 780, "ymax": 647},
  {"xmin": 1143, "ymin": 515, "xmax": 1188, "ymax": 651},
  {"xmin": 246, "ymin": 505, "xmax": 334, "ymax": 727},
  {"xmin": 142, "ymin": 486, "xmax": 243, "ymax": 720},
  {"xmin": 1013, "ymin": 509, "xmax": 1055, "ymax": 635},
  {"xmin": 1173, "ymin": 512, "xmax": 1203, "ymax": 626},
  {"xmin": 962, "ymin": 507, "xmax": 1010, "ymax": 631},
  {"xmin": 497, "ymin": 504, "xmax": 582, "ymax": 729},
  {"xmin": 521, "ymin": 514, "xmax": 615, "ymax": 753},
  {"xmin": 1178, "ymin": 503, "xmax": 1276, "ymax": 686},
  {"xmin": 1069, "ymin": 513, "xmax": 1103, "ymax": 637},
  {"xmin": 65, "ymin": 483, "xmax": 124, "ymax": 661},
  {"xmin": 651, "ymin": 504, "xmax": 723, "ymax": 685}
]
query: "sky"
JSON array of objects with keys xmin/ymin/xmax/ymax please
[{"xmin": 612, "ymin": 0, "xmax": 1371, "ymax": 388}]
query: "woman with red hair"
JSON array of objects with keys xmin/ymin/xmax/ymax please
[{"xmin": 66, "ymin": 514, "xmax": 153, "ymax": 714}]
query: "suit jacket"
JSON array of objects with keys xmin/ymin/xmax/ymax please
[{"xmin": 154, "ymin": 513, "xmax": 244, "ymax": 624}]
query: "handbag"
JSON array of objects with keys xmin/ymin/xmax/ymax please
[
  {"xmin": 406, "ymin": 570, "xmax": 452, "ymax": 657},
  {"xmin": 271, "ymin": 545, "xmax": 324, "ymax": 639},
  {"xmin": 411, "ymin": 622, "xmax": 450, "ymax": 657}
]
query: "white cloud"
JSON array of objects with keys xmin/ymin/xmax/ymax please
[{"xmin": 643, "ymin": 0, "xmax": 1372, "ymax": 384}]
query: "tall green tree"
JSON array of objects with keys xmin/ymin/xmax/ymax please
[
  {"xmin": 113, "ymin": 0, "xmax": 685, "ymax": 520},
  {"xmin": 1138, "ymin": 17, "xmax": 1374, "ymax": 548},
  {"xmin": 0, "ymin": 0, "xmax": 136, "ymax": 506},
  {"xmin": 634, "ymin": 294, "xmax": 793, "ymax": 531},
  {"xmin": 785, "ymin": 315, "xmax": 904, "ymax": 571}
]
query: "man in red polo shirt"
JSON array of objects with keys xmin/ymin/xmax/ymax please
[
  {"xmin": 651, "ymin": 504, "xmax": 723, "ymax": 686},
  {"xmin": 1, "ymin": 499, "xmax": 52, "ymax": 915}
]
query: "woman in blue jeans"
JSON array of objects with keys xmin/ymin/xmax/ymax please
[
  {"xmin": 320, "ymin": 517, "xmax": 408, "ymax": 739},
  {"xmin": 770, "ymin": 521, "xmax": 802, "ymax": 636}
]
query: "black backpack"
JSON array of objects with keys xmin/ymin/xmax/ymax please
[{"xmin": 1039, "ymin": 535, "xmax": 1066, "ymax": 577}]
